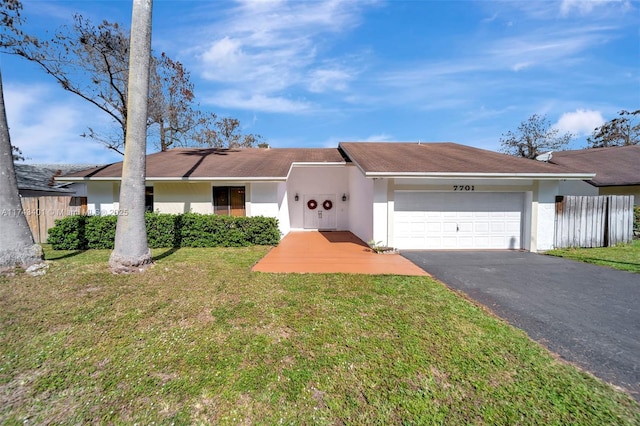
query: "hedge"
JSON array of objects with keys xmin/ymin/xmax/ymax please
[{"xmin": 47, "ymin": 212, "xmax": 280, "ymax": 250}]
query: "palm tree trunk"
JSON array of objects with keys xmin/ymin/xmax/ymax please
[
  {"xmin": 109, "ymin": 0, "xmax": 153, "ymax": 273},
  {"xmin": 0, "ymin": 66, "xmax": 44, "ymax": 270}
]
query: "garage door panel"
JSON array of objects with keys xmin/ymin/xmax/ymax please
[
  {"xmin": 394, "ymin": 192, "xmax": 524, "ymax": 250},
  {"xmin": 491, "ymin": 222, "xmax": 505, "ymax": 232},
  {"xmin": 475, "ymin": 236, "xmax": 490, "ymax": 246},
  {"xmin": 427, "ymin": 223, "xmax": 441, "ymax": 232},
  {"xmin": 442, "ymin": 237, "xmax": 458, "ymax": 248},
  {"xmin": 475, "ymin": 222, "xmax": 490, "ymax": 232},
  {"xmin": 411, "ymin": 223, "xmax": 426, "ymax": 233},
  {"xmin": 443, "ymin": 222, "xmax": 457, "ymax": 232},
  {"xmin": 458, "ymin": 222, "xmax": 473, "ymax": 232}
]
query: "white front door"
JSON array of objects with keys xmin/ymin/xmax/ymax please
[{"xmin": 304, "ymin": 194, "xmax": 337, "ymax": 230}]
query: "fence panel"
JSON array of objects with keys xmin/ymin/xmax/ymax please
[
  {"xmin": 608, "ymin": 195, "xmax": 634, "ymax": 246},
  {"xmin": 20, "ymin": 196, "xmax": 87, "ymax": 243},
  {"xmin": 554, "ymin": 195, "xmax": 634, "ymax": 248}
]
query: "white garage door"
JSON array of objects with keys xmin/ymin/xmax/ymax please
[{"xmin": 394, "ymin": 192, "xmax": 524, "ymax": 250}]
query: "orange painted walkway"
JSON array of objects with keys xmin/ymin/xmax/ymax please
[{"xmin": 252, "ymin": 231, "xmax": 428, "ymax": 276}]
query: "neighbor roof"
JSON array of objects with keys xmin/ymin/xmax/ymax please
[
  {"xmin": 62, "ymin": 148, "xmax": 346, "ymax": 180},
  {"xmin": 339, "ymin": 142, "xmax": 593, "ymax": 178},
  {"xmin": 549, "ymin": 145, "xmax": 640, "ymax": 187},
  {"xmin": 16, "ymin": 164, "xmax": 102, "ymax": 193}
]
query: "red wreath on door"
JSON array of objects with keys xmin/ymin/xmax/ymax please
[
  {"xmin": 322, "ymin": 199, "xmax": 333, "ymax": 210},
  {"xmin": 307, "ymin": 199, "xmax": 318, "ymax": 210}
]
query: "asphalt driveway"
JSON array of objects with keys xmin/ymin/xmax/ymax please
[{"xmin": 402, "ymin": 250, "xmax": 640, "ymax": 400}]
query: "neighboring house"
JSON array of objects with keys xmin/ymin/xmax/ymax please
[
  {"xmin": 548, "ymin": 145, "xmax": 640, "ymax": 205},
  {"xmin": 14, "ymin": 164, "xmax": 101, "ymax": 243},
  {"xmin": 57, "ymin": 142, "xmax": 595, "ymax": 252},
  {"xmin": 15, "ymin": 164, "xmax": 100, "ymax": 197}
]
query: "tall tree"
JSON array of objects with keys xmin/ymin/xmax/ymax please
[
  {"xmin": 108, "ymin": 0, "xmax": 153, "ymax": 273},
  {"xmin": 587, "ymin": 109, "xmax": 639, "ymax": 148},
  {"xmin": 193, "ymin": 117, "xmax": 263, "ymax": 148},
  {"xmin": 6, "ymin": 13, "xmax": 262, "ymax": 153},
  {"xmin": 0, "ymin": 0, "xmax": 44, "ymax": 271},
  {"xmin": 499, "ymin": 114, "xmax": 574, "ymax": 159}
]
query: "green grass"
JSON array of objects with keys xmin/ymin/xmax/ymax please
[
  {"xmin": 1, "ymin": 246, "xmax": 638, "ymax": 424},
  {"xmin": 547, "ymin": 239, "xmax": 640, "ymax": 273}
]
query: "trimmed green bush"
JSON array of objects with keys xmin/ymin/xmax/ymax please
[
  {"xmin": 85, "ymin": 215, "xmax": 117, "ymax": 249},
  {"xmin": 146, "ymin": 212, "xmax": 182, "ymax": 248},
  {"xmin": 47, "ymin": 212, "xmax": 280, "ymax": 250},
  {"xmin": 236, "ymin": 216, "xmax": 281, "ymax": 246},
  {"xmin": 46, "ymin": 215, "xmax": 87, "ymax": 250},
  {"xmin": 179, "ymin": 213, "xmax": 279, "ymax": 247}
]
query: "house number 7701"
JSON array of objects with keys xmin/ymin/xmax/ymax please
[{"xmin": 453, "ymin": 185, "xmax": 475, "ymax": 191}]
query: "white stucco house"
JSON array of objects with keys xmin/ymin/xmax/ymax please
[{"xmin": 58, "ymin": 142, "xmax": 595, "ymax": 252}]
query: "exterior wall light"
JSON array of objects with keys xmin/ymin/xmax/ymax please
[
  {"xmin": 294, "ymin": 193, "xmax": 299, "ymax": 201},
  {"xmin": 342, "ymin": 193, "xmax": 348, "ymax": 202}
]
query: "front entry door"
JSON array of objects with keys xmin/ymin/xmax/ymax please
[{"xmin": 303, "ymin": 194, "xmax": 336, "ymax": 230}]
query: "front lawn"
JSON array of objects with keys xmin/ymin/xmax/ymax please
[
  {"xmin": 547, "ymin": 239, "xmax": 640, "ymax": 273},
  {"xmin": 1, "ymin": 246, "xmax": 638, "ymax": 424}
]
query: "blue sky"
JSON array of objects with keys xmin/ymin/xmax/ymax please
[{"xmin": 2, "ymin": 0, "xmax": 638, "ymax": 164}]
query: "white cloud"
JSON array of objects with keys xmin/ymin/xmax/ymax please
[
  {"xmin": 511, "ymin": 62, "xmax": 532, "ymax": 72},
  {"xmin": 560, "ymin": 0, "xmax": 631, "ymax": 16},
  {"xmin": 488, "ymin": 26, "xmax": 615, "ymax": 72},
  {"xmin": 192, "ymin": 0, "xmax": 374, "ymax": 110},
  {"xmin": 308, "ymin": 68, "xmax": 353, "ymax": 93},
  {"xmin": 5, "ymin": 83, "xmax": 121, "ymax": 164},
  {"xmin": 201, "ymin": 36, "xmax": 244, "ymax": 66},
  {"xmin": 363, "ymin": 133, "xmax": 394, "ymax": 142},
  {"xmin": 206, "ymin": 90, "xmax": 313, "ymax": 113},
  {"xmin": 554, "ymin": 109, "xmax": 605, "ymax": 136},
  {"xmin": 321, "ymin": 132, "xmax": 393, "ymax": 147}
]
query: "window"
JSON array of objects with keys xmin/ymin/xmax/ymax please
[
  {"xmin": 213, "ymin": 186, "xmax": 245, "ymax": 217},
  {"xmin": 145, "ymin": 186, "xmax": 154, "ymax": 212}
]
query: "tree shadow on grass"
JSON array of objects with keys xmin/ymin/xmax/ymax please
[
  {"xmin": 153, "ymin": 247, "xmax": 180, "ymax": 261},
  {"xmin": 582, "ymin": 257, "xmax": 640, "ymax": 273},
  {"xmin": 45, "ymin": 250, "xmax": 87, "ymax": 261}
]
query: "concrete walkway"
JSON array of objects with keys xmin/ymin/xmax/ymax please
[{"xmin": 253, "ymin": 231, "xmax": 428, "ymax": 275}]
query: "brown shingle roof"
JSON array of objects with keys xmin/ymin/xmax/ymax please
[
  {"xmin": 549, "ymin": 145, "xmax": 640, "ymax": 187},
  {"xmin": 63, "ymin": 148, "xmax": 346, "ymax": 179},
  {"xmin": 62, "ymin": 143, "xmax": 597, "ymax": 181},
  {"xmin": 339, "ymin": 142, "xmax": 587, "ymax": 175}
]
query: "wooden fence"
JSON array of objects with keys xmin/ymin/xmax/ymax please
[
  {"xmin": 554, "ymin": 195, "xmax": 634, "ymax": 248},
  {"xmin": 20, "ymin": 196, "xmax": 87, "ymax": 243}
]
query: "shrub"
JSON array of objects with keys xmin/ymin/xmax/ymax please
[
  {"xmin": 146, "ymin": 213, "xmax": 182, "ymax": 248},
  {"xmin": 634, "ymin": 206, "xmax": 639, "ymax": 239},
  {"xmin": 47, "ymin": 212, "xmax": 280, "ymax": 250},
  {"xmin": 47, "ymin": 215, "xmax": 87, "ymax": 250},
  {"xmin": 236, "ymin": 216, "xmax": 280, "ymax": 246},
  {"xmin": 85, "ymin": 215, "xmax": 117, "ymax": 249},
  {"xmin": 179, "ymin": 213, "xmax": 280, "ymax": 247}
]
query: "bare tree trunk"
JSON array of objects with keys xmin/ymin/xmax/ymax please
[
  {"xmin": 0, "ymin": 67, "xmax": 44, "ymax": 271},
  {"xmin": 109, "ymin": 0, "xmax": 153, "ymax": 273}
]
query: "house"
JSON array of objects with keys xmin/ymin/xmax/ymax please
[
  {"xmin": 548, "ymin": 145, "xmax": 640, "ymax": 205},
  {"xmin": 15, "ymin": 164, "xmax": 98, "ymax": 197},
  {"xmin": 15, "ymin": 164, "xmax": 100, "ymax": 243},
  {"xmin": 57, "ymin": 142, "xmax": 595, "ymax": 252}
]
